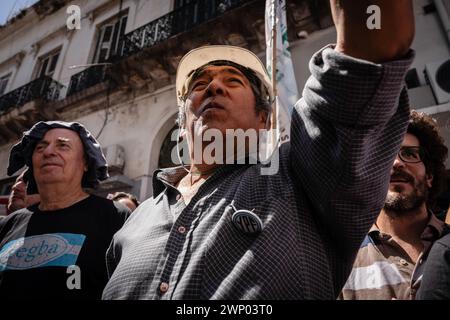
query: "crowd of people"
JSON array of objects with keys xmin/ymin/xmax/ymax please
[{"xmin": 0, "ymin": 0, "xmax": 449, "ymax": 300}]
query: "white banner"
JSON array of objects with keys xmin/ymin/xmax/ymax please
[{"xmin": 265, "ymin": 0, "xmax": 299, "ymax": 145}]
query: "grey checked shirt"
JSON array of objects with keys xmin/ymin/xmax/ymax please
[{"xmin": 102, "ymin": 46, "xmax": 414, "ymax": 300}]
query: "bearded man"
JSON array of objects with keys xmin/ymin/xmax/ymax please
[{"xmin": 341, "ymin": 110, "xmax": 449, "ymax": 300}]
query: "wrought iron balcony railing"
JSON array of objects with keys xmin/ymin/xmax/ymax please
[
  {"xmin": 66, "ymin": 65, "xmax": 109, "ymax": 96},
  {"xmin": 65, "ymin": 0, "xmax": 252, "ymax": 97},
  {"xmin": 0, "ymin": 76, "xmax": 64, "ymax": 114},
  {"xmin": 121, "ymin": 0, "xmax": 253, "ymax": 57}
]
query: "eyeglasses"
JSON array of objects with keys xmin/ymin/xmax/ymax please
[{"xmin": 398, "ymin": 146, "xmax": 426, "ymax": 163}]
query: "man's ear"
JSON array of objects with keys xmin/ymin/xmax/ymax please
[
  {"xmin": 259, "ymin": 110, "xmax": 270, "ymax": 130},
  {"xmin": 179, "ymin": 126, "xmax": 187, "ymax": 139},
  {"xmin": 177, "ymin": 105, "xmax": 187, "ymax": 138},
  {"xmin": 426, "ymin": 173, "xmax": 433, "ymax": 189}
]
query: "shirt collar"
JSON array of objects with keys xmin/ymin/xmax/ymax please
[
  {"xmin": 421, "ymin": 211, "xmax": 446, "ymax": 241},
  {"xmin": 152, "ymin": 166, "xmax": 189, "ymax": 197},
  {"xmin": 152, "ymin": 162, "xmax": 254, "ymax": 198},
  {"xmin": 368, "ymin": 211, "xmax": 446, "ymax": 241}
]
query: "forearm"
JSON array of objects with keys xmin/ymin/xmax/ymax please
[
  {"xmin": 331, "ymin": 0, "xmax": 415, "ymax": 63},
  {"xmin": 301, "ymin": 46, "xmax": 414, "ymax": 127},
  {"xmin": 289, "ymin": 46, "xmax": 413, "ymax": 255}
]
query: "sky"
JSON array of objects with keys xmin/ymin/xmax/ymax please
[{"xmin": 0, "ymin": 0, "xmax": 39, "ymax": 25}]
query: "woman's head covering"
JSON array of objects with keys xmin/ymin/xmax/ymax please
[{"xmin": 7, "ymin": 121, "xmax": 109, "ymax": 194}]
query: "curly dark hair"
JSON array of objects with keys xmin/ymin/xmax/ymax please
[{"xmin": 407, "ymin": 110, "xmax": 448, "ymax": 207}]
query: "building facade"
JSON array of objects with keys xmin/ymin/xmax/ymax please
[{"xmin": 0, "ymin": 0, "xmax": 449, "ymax": 215}]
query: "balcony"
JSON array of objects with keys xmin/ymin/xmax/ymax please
[
  {"xmin": 110, "ymin": 0, "xmax": 331, "ymax": 93},
  {"xmin": 0, "ymin": 76, "xmax": 64, "ymax": 144},
  {"xmin": 120, "ymin": 0, "xmax": 254, "ymax": 57},
  {"xmin": 0, "ymin": 76, "xmax": 63, "ymax": 114},
  {"xmin": 67, "ymin": 64, "xmax": 109, "ymax": 96},
  {"xmin": 65, "ymin": 0, "xmax": 254, "ymax": 98}
]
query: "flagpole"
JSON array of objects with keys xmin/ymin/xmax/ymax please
[
  {"xmin": 265, "ymin": 0, "xmax": 298, "ymax": 156},
  {"xmin": 270, "ymin": 0, "xmax": 278, "ymax": 134}
]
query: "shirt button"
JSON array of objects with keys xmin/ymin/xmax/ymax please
[
  {"xmin": 159, "ymin": 282, "xmax": 169, "ymax": 293},
  {"xmin": 399, "ymin": 259, "xmax": 408, "ymax": 266},
  {"xmin": 178, "ymin": 226, "xmax": 186, "ymax": 234}
]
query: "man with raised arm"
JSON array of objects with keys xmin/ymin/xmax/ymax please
[{"xmin": 103, "ymin": 1, "xmax": 415, "ymax": 299}]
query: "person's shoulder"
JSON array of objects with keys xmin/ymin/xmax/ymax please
[
  {"xmin": 0, "ymin": 207, "xmax": 34, "ymax": 236},
  {"xmin": 436, "ymin": 231, "xmax": 450, "ymax": 249},
  {"xmin": 82, "ymin": 194, "xmax": 126, "ymax": 216},
  {"xmin": 92, "ymin": 194, "xmax": 131, "ymax": 217},
  {"xmin": 87, "ymin": 194, "xmax": 112, "ymax": 205},
  {"xmin": 86, "ymin": 194, "xmax": 131, "ymax": 225},
  {"xmin": 117, "ymin": 197, "xmax": 153, "ymax": 227},
  {"xmin": 4, "ymin": 207, "xmax": 34, "ymax": 221}
]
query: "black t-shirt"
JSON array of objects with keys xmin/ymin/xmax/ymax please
[{"xmin": 0, "ymin": 195, "xmax": 129, "ymax": 300}]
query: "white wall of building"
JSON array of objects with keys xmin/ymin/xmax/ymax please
[
  {"xmin": 288, "ymin": 0, "xmax": 450, "ymax": 96},
  {"xmin": 289, "ymin": 27, "xmax": 336, "ymax": 95},
  {"xmin": 74, "ymin": 86, "xmax": 177, "ymax": 179},
  {"xmin": 0, "ymin": 142, "xmax": 15, "ymax": 179},
  {"xmin": 411, "ymin": 0, "xmax": 450, "ymax": 85},
  {"xmin": 72, "ymin": 84, "xmax": 178, "ymax": 198},
  {"xmin": 0, "ymin": 0, "xmax": 173, "ymax": 93}
]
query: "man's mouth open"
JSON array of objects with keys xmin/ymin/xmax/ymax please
[{"xmin": 199, "ymin": 102, "xmax": 225, "ymax": 115}]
